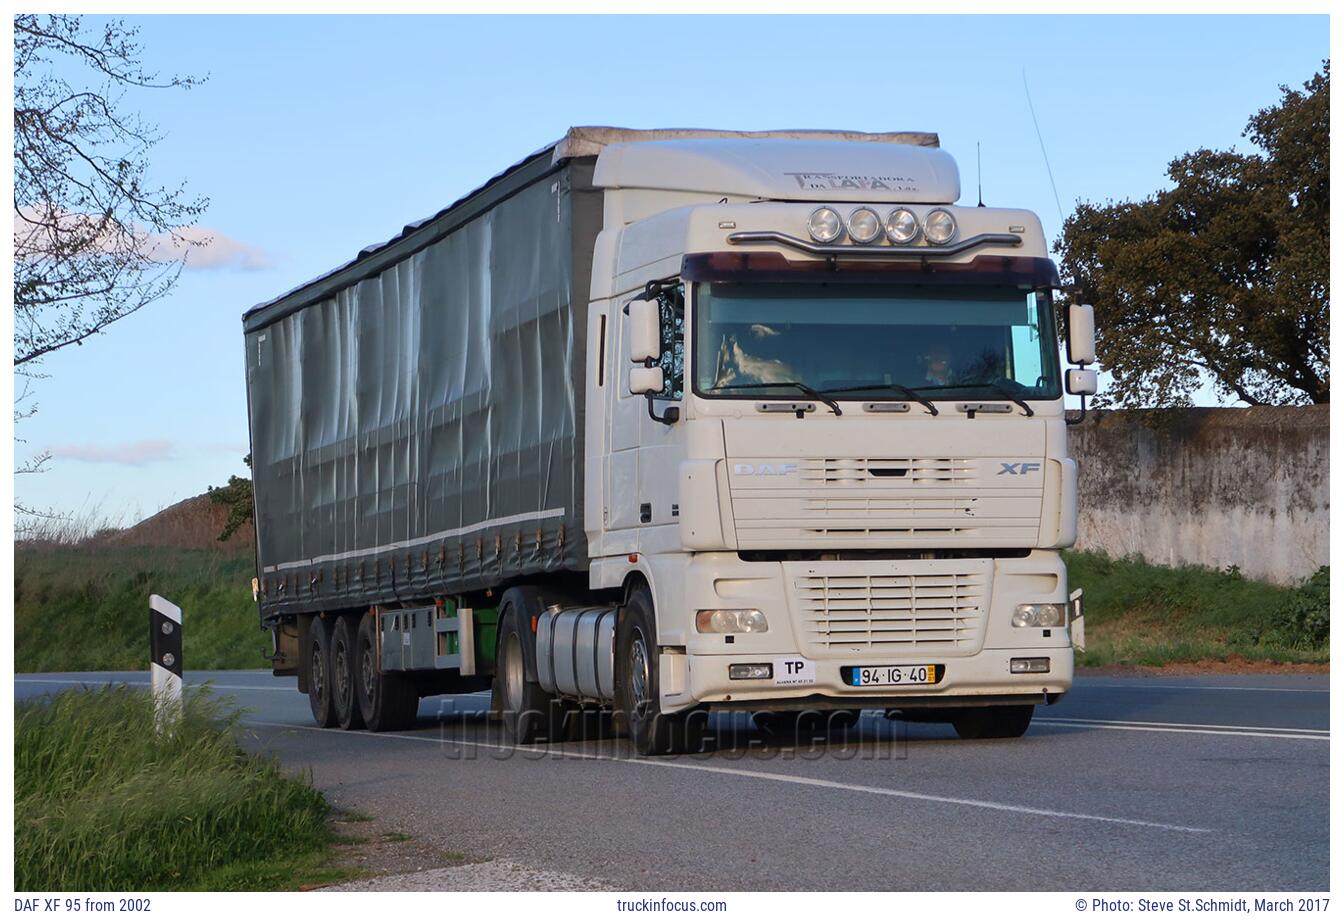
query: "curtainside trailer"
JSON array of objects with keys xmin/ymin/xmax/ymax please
[{"xmin": 244, "ymin": 126, "xmax": 1096, "ymax": 753}]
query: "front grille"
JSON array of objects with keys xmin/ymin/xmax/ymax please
[
  {"xmin": 799, "ymin": 457, "xmax": 976, "ymax": 486},
  {"xmin": 795, "ymin": 570, "xmax": 988, "ymax": 654}
]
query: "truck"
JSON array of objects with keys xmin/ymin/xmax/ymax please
[{"xmin": 243, "ymin": 126, "xmax": 1097, "ymax": 755}]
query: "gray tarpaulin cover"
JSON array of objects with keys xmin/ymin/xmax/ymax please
[{"xmin": 244, "ymin": 155, "xmax": 600, "ymax": 622}]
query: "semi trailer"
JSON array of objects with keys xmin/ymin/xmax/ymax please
[{"xmin": 243, "ymin": 126, "xmax": 1097, "ymax": 755}]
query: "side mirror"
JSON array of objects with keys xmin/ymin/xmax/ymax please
[
  {"xmin": 627, "ymin": 299, "xmax": 660, "ymax": 363},
  {"xmin": 1066, "ymin": 368, "xmax": 1098, "ymax": 396},
  {"xmin": 1068, "ymin": 303, "xmax": 1096, "ymax": 366},
  {"xmin": 629, "ymin": 365, "xmax": 664, "ymax": 396}
]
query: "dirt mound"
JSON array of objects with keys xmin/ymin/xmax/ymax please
[{"xmin": 97, "ymin": 493, "xmax": 254, "ymax": 551}]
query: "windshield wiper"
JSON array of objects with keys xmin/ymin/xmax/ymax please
[
  {"xmin": 817, "ymin": 383, "xmax": 939, "ymax": 417},
  {"xmin": 980, "ymin": 381, "xmax": 1035, "ymax": 417},
  {"xmin": 705, "ymin": 381, "xmax": 842, "ymax": 416},
  {"xmin": 915, "ymin": 382, "xmax": 1035, "ymax": 417}
]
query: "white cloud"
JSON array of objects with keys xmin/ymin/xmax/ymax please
[
  {"xmin": 151, "ymin": 225, "xmax": 273, "ymax": 271},
  {"xmin": 48, "ymin": 439, "xmax": 176, "ymax": 466},
  {"xmin": 14, "ymin": 205, "xmax": 273, "ymax": 271}
]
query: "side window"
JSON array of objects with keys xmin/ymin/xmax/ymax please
[{"xmin": 655, "ymin": 284, "xmax": 685, "ymax": 400}]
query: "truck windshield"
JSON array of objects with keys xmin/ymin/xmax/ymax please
[{"xmin": 693, "ymin": 283, "xmax": 1062, "ymax": 401}]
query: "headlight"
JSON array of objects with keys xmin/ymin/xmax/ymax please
[
  {"xmin": 1012, "ymin": 603, "xmax": 1067, "ymax": 628},
  {"xmin": 846, "ymin": 207, "xmax": 882, "ymax": 244},
  {"xmin": 885, "ymin": 208, "xmax": 920, "ymax": 244},
  {"xmin": 807, "ymin": 207, "xmax": 843, "ymax": 243},
  {"xmin": 695, "ymin": 609, "xmax": 769, "ymax": 634},
  {"xmin": 924, "ymin": 208, "xmax": 957, "ymax": 245}
]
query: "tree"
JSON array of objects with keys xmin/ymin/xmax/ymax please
[
  {"xmin": 1055, "ymin": 65, "xmax": 1328, "ymax": 407},
  {"xmin": 207, "ymin": 455, "xmax": 254, "ymax": 542},
  {"xmin": 13, "ymin": 14, "xmax": 208, "ymax": 370}
]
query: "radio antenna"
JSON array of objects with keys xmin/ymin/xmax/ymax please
[
  {"xmin": 1022, "ymin": 68, "xmax": 1064, "ymax": 224},
  {"xmin": 976, "ymin": 142, "xmax": 984, "ymax": 207}
]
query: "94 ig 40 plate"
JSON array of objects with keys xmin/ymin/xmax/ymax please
[{"xmin": 842, "ymin": 664, "xmax": 945, "ymax": 687}]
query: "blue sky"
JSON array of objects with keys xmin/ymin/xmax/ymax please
[{"xmin": 13, "ymin": 14, "xmax": 1329, "ymax": 523}]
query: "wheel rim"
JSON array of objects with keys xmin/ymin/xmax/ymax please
[
  {"xmin": 334, "ymin": 640, "xmax": 349, "ymax": 704},
  {"xmin": 503, "ymin": 632, "xmax": 524, "ymax": 711},
  {"xmin": 360, "ymin": 640, "xmax": 375, "ymax": 703},
  {"xmin": 311, "ymin": 644, "xmax": 325, "ymax": 699},
  {"xmin": 629, "ymin": 630, "xmax": 651, "ymax": 717}
]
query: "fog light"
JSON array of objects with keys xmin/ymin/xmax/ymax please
[
  {"xmin": 729, "ymin": 663, "xmax": 772, "ymax": 680},
  {"xmin": 696, "ymin": 609, "xmax": 768, "ymax": 633},
  {"xmin": 1010, "ymin": 657, "xmax": 1051, "ymax": 674},
  {"xmin": 1013, "ymin": 603, "xmax": 1067, "ymax": 627}
]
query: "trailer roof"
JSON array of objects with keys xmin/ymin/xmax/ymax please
[{"xmin": 243, "ymin": 127, "xmax": 941, "ymax": 331}]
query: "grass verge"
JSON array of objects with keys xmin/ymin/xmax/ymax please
[
  {"xmin": 15, "ymin": 685, "xmax": 346, "ymax": 891},
  {"xmin": 14, "ymin": 545, "xmax": 264, "ymax": 671},
  {"xmin": 1066, "ymin": 551, "xmax": 1329, "ymax": 668}
]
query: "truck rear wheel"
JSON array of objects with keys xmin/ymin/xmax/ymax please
[
  {"xmin": 307, "ymin": 616, "xmax": 337, "ymax": 728},
  {"xmin": 331, "ymin": 615, "xmax": 365, "ymax": 730},
  {"xmin": 494, "ymin": 604, "xmax": 564, "ymax": 744},
  {"xmin": 952, "ymin": 704, "xmax": 1034, "ymax": 739},
  {"xmin": 356, "ymin": 613, "xmax": 419, "ymax": 732},
  {"xmin": 617, "ymin": 587, "xmax": 706, "ymax": 756}
]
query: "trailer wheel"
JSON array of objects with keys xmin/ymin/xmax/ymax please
[
  {"xmin": 331, "ymin": 615, "xmax": 365, "ymax": 730},
  {"xmin": 355, "ymin": 613, "xmax": 418, "ymax": 732},
  {"xmin": 617, "ymin": 587, "xmax": 707, "ymax": 756},
  {"xmin": 952, "ymin": 704, "xmax": 1034, "ymax": 739},
  {"xmin": 307, "ymin": 616, "xmax": 338, "ymax": 728},
  {"xmin": 494, "ymin": 604, "xmax": 564, "ymax": 744}
]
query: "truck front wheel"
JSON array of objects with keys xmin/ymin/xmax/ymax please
[
  {"xmin": 616, "ymin": 587, "xmax": 706, "ymax": 756},
  {"xmin": 494, "ymin": 604, "xmax": 564, "ymax": 744},
  {"xmin": 307, "ymin": 616, "xmax": 338, "ymax": 728},
  {"xmin": 355, "ymin": 613, "xmax": 419, "ymax": 732},
  {"xmin": 952, "ymin": 704, "xmax": 1034, "ymax": 739}
]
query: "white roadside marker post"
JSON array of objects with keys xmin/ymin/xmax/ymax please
[{"xmin": 149, "ymin": 594, "xmax": 183, "ymax": 731}]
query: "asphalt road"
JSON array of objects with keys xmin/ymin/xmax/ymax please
[{"xmin": 15, "ymin": 669, "xmax": 1330, "ymax": 891}]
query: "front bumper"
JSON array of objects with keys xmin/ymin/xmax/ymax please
[
  {"xmin": 671, "ymin": 646, "xmax": 1072, "ymax": 712},
  {"xmin": 653, "ymin": 550, "xmax": 1076, "ymax": 713}
]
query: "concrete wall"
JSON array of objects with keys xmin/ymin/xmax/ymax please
[{"xmin": 1068, "ymin": 406, "xmax": 1329, "ymax": 585}]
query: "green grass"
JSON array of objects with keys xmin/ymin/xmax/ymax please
[
  {"xmin": 13, "ymin": 540, "xmax": 1327, "ymax": 674},
  {"xmin": 1066, "ymin": 551, "xmax": 1330, "ymax": 667},
  {"xmin": 14, "ymin": 545, "xmax": 265, "ymax": 672},
  {"xmin": 15, "ymin": 685, "xmax": 344, "ymax": 891}
]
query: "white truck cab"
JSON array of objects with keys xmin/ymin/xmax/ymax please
[{"xmin": 581, "ymin": 135, "xmax": 1090, "ymax": 748}]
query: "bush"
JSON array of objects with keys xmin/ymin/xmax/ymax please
[
  {"xmin": 1265, "ymin": 566, "xmax": 1330, "ymax": 650},
  {"xmin": 15, "ymin": 686, "xmax": 330, "ymax": 890}
]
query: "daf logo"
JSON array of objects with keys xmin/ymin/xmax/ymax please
[
  {"xmin": 734, "ymin": 463, "xmax": 798, "ymax": 476},
  {"xmin": 998, "ymin": 462, "xmax": 1042, "ymax": 476}
]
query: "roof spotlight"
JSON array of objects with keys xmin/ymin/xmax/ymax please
[
  {"xmin": 846, "ymin": 207, "xmax": 882, "ymax": 245},
  {"xmin": 885, "ymin": 208, "xmax": 920, "ymax": 244},
  {"xmin": 924, "ymin": 209, "xmax": 958, "ymax": 245},
  {"xmin": 807, "ymin": 207, "xmax": 844, "ymax": 243}
]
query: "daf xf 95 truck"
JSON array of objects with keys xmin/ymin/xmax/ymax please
[{"xmin": 244, "ymin": 127, "xmax": 1097, "ymax": 755}]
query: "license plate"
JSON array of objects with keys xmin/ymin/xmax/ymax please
[{"xmin": 844, "ymin": 665, "xmax": 940, "ymax": 687}]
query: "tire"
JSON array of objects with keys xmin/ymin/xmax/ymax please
[
  {"xmin": 616, "ymin": 587, "xmax": 707, "ymax": 756},
  {"xmin": 355, "ymin": 613, "xmax": 419, "ymax": 732},
  {"xmin": 331, "ymin": 615, "xmax": 365, "ymax": 730},
  {"xmin": 952, "ymin": 704, "xmax": 1034, "ymax": 739},
  {"xmin": 753, "ymin": 708, "xmax": 860, "ymax": 741},
  {"xmin": 307, "ymin": 616, "xmax": 338, "ymax": 728},
  {"xmin": 494, "ymin": 604, "xmax": 564, "ymax": 744}
]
